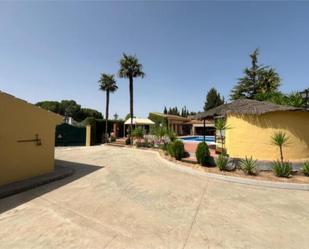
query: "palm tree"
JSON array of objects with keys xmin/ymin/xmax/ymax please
[
  {"xmin": 271, "ymin": 131, "xmax": 290, "ymax": 165},
  {"xmin": 258, "ymin": 69, "xmax": 281, "ymax": 94},
  {"xmin": 98, "ymin": 73, "xmax": 118, "ymax": 143},
  {"xmin": 118, "ymin": 53, "xmax": 145, "ymax": 142},
  {"xmin": 215, "ymin": 118, "xmax": 230, "ymax": 154}
]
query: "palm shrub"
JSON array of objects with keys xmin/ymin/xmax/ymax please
[
  {"xmin": 196, "ymin": 142, "xmax": 210, "ymax": 166},
  {"xmin": 240, "ymin": 156, "xmax": 257, "ymax": 175},
  {"xmin": 272, "ymin": 161, "xmax": 292, "ymax": 178},
  {"xmin": 216, "ymin": 154, "xmax": 229, "ymax": 171},
  {"xmin": 302, "ymin": 162, "xmax": 309, "ymax": 176},
  {"xmin": 271, "ymin": 131, "xmax": 292, "ymax": 177},
  {"xmin": 271, "ymin": 131, "xmax": 289, "ymax": 165},
  {"xmin": 215, "ymin": 118, "xmax": 230, "ymax": 154}
]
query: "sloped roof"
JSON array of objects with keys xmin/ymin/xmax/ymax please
[
  {"xmin": 194, "ymin": 99, "xmax": 304, "ymax": 119},
  {"xmin": 149, "ymin": 112, "xmax": 190, "ymax": 121},
  {"xmin": 124, "ymin": 118, "xmax": 155, "ymax": 125},
  {"xmin": 0, "ymin": 91, "xmax": 63, "ymax": 122}
]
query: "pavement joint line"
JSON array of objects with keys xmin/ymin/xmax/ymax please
[
  {"xmin": 39, "ymin": 196, "xmax": 132, "ymax": 239},
  {"xmin": 182, "ymin": 179, "xmax": 210, "ymax": 249}
]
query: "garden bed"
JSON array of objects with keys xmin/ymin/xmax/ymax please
[{"xmin": 158, "ymin": 150, "xmax": 309, "ymax": 184}]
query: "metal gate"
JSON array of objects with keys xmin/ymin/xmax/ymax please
[{"xmin": 55, "ymin": 123, "xmax": 86, "ymax": 146}]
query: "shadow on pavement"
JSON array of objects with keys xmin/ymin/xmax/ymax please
[{"xmin": 0, "ymin": 159, "xmax": 103, "ymax": 214}]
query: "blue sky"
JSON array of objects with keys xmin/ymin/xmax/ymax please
[{"xmin": 0, "ymin": 1, "xmax": 309, "ymax": 118}]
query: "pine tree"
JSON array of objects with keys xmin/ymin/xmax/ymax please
[
  {"xmin": 204, "ymin": 88, "xmax": 224, "ymax": 111},
  {"xmin": 163, "ymin": 106, "xmax": 167, "ymax": 114},
  {"xmin": 230, "ymin": 48, "xmax": 281, "ymax": 100}
]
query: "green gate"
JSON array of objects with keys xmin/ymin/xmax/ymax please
[{"xmin": 55, "ymin": 123, "xmax": 86, "ymax": 146}]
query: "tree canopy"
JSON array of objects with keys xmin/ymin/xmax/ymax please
[
  {"xmin": 204, "ymin": 88, "xmax": 224, "ymax": 111},
  {"xmin": 230, "ymin": 48, "xmax": 281, "ymax": 100},
  {"xmin": 36, "ymin": 100, "xmax": 103, "ymax": 122},
  {"xmin": 98, "ymin": 74, "xmax": 118, "ymax": 93}
]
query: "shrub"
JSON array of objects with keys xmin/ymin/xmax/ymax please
[
  {"xmin": 272, "ymin": 161, "xmax": 292, "ymax": 178},
  {"xmin": 240, "ymin": 156, "xmax": 257, "ymax": 175},
  {"xmin": 173, "ymin": 140, "xmax": 185, "ymax": 160},
  {"xmin": 216, "ymin": 154, "xmax": 229, "ymax": 171},
  {"xmin": 302, "ymin": 161, "xmax": 309, "ymax": 176},
  {"xmin": 110, "ymin": 136, "xmax": 116, "ymax": 142},
  {"xmin": 167, "ymin": 140, "xmax": 185, "ymax": 160},
  {"xmin": 132, "ymin": 127, "xmax": 144, "ymax": 140},
  {"xmin": 125, "ymin": 137, "xmax": 131, "ymax": 145},
  {"xmin": 167, "ymin": 142, "xmax": 175, "ymax": 157},
  {"xmin": 195, "ymin": 142, "xmax": 210, "ymax": 166}
]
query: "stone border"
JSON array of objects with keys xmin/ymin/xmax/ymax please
[
  {"xmin": 118, "ymin": 146, "xmax": 309, "ymax": 191},
  {"xmin": 0, "ymin": 165, "xmax": 74, "ymax": 199}
]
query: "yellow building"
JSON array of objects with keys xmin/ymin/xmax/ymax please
[
  {"xmin": 0, "ymin": 91, "xmax": 63, "ymax": 186},
  {"xmin": 196, "ymin": 99, "xmax": 309, "ymax": 161}
]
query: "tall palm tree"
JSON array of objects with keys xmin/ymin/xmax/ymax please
[
  {"xmin": 118, "ymin": 53, "xmax": 145, "ymax": 141},
  {"xmin": 98, "ymin": 73, "xmax": 118, "ymax": 143}
]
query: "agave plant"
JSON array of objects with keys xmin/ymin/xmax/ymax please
[
  {"xmin": 272, "ymin": 160, "xmax": 292, "ymax": 178},
  {"xmin": 302, "ymin": 161, "xmax": 309, "ymax": 176},
  {"xmin": 240, "ymin": 156, "xmax": 258, "ymax": 175},
  {"xmin": 216, "ymin": 154, "xmax": 229, "ymax": 171}
]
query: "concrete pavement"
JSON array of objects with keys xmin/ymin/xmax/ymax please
[{"xmin": 0, "ymin": 146, "xmax": 308, "ymax": 249}]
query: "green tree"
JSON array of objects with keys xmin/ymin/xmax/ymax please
[
  {"xmin": 230, "ymin": 48, "xmax": 281, "ymax": 100},
  {"xmin": 36, "ymin": 101, "xmax": 62, "ymax": 113},
  {"xmin": 60, "ymin": 100, "xmax": 81, "ymax": 122},
  {"xmin": 99, "ymin": 73, "xmax": 118, "ymax": 142},
  {"xmin": 259, "ymin": 69, "xmax": 281, "ymax": 94},
  {"xmin": 204, "ymin": 88, "xmax": 224, "ymax": 111},
  {"xmin": 76, "ymin": 108, "xmax": 103, "ymax": 121},
  {"xmin": 36, "ymin": 100, "xmax": 103, "ymax": 122},
  {"xmin": 163, "ymin": 106, "xmax": 167, "ymax": 114},
  {"xmin": 113, "ymin": 113, "xmax": 119, "ymax": 120},
  {"xmin": 118, "ymin": 53, "xmax": 145, "ymax": 142},
  {"xmin": 125, "ymin": 113, "xmax": 136, "ymax": 121}
]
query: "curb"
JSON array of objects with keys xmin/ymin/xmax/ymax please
[
  {"xmin": 122, "ymin": 146, "xmax": 309, "ymax": 191},
  {"xmin": 0, "ymin": 166, "xmax": 74, "ymax": 199}
]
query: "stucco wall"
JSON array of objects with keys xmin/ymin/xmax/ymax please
[
  {"xmin": 225, "ymin": 111, "xmax": 309, "ymax": 161},
  {"xmin": 0, "ymin": 93, "xmax": 62, "ymax": 186}
]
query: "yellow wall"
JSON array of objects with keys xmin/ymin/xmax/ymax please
[
  {"xmin": 0, "ymin": 93, "xmax": 63, "ymax": 186},
  {"xmin": 225, "ymin": 111, "xmax": 309, "ymax": 161}
]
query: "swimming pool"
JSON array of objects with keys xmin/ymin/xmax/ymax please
[{"xmin": 180, "ymin": 136, "xmax": 215, "ymax": 144}]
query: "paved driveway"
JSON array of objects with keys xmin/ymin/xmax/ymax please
[{"xmin": 0, "ymin": 146, "xmax": 309, "ymax": 249}]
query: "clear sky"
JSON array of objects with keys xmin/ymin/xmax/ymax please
[{"xmin": 0, "ymin": 1, "xmax": 309, "ymax": 118}]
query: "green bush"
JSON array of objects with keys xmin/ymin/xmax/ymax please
[
  {"xmin": 167, "ymin": 142, "xmax": 175, "ymax": 157},
  {"xmin": 125, "ymin": 137, "xmax": 131, "ymax": 145},
  {"xmin": 240, "ymin": 156, "xmax": 257, "ymax": 175},
  {"xmin": 216, "ymin": 154, "xmax": 229, "ymax": 171},
  {"xmin": 302, "ymin": 161, "xmax": 309, "ymax": 176},
  {"xmin": 110, "ymin": 136, "xmax": 116, "ymax": 142},
  {"xmin": 272, "ymin": 161, "xmax": 292, "ymax": 178},
  {"xmin": 132, "ymin": 127, "xmax": 144, "ymax": 140},
  {"xmin": 167, "ymin": 140, "xmax": 185, "ymax": 160},
  {"xmin": 173, "ymin": 140, "xmax": 185, "ymax": 160},
  {"xmin": 195, "ymin": 142, "xmax": 210, "ymax": 166}
]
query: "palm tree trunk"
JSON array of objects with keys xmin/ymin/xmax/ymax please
[
  {"xmin": 279, "ymin": 145, "xmax": 284, "ymax": 165},
  {"xmin": 129, "ymin": 76, "xmax": 134, "ymax": 144},
  {"xmin": 105, "ymin": 90, "xmax": 109, "ymax": 143}
]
